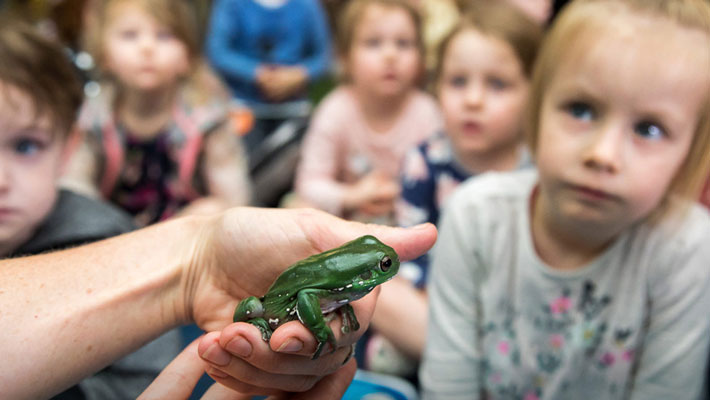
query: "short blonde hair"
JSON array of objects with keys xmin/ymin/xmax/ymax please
[
  {"xmin": 336, "ymin": 0, "xmax": 424, "ymax": 81},
  {"xmin": 433, "ymin": 0, "xmax": 543, "ymax": 89},
  {"xmin": 526, "ymin": 0, "xmax": 710, "ymax": 203}
]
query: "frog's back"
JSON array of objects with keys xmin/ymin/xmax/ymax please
[{"xmin": 263, "ymin": 235, "xmax": 387, "ymax": 298}]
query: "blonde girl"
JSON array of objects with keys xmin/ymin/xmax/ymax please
[
  {"xmin": 421, "ymin": 0, "xmax": 710, "ymax": 398},
  {"xmin": 366, "ymin": 1, "xmax": 542, "ymax": 379},
  {"xmin": 63, "ymin": 0, "xmax": 251, "ymax": 227},
  {"xmin": 292, "ymin": 0, "xmax": 442, "ymax": 224}
]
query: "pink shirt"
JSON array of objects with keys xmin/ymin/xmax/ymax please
[{"xmin": 295, "ymin": 86, "xmax": 442, "ymax": 217}]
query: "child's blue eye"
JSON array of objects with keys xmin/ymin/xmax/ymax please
[
  {"xmin": 14, "ymin": 139, "xmax": 42, "ymax": 156},
  {"xmin": 634, "ymin": 121, "xmax": 665, "ymax": 140},
  {"xmin": 156, "ymin": 30, "xmax": 174, "ymax": 41},
  {"xmin": 364, "ymin": 38, "xmax": 381, "ymax": 48},
  {"xmin": 119, "ymin": 29, "xmax": 138, "ymax": 40},
  {"xmin": 566, "ymin": 102, "xmax": 594, "ymax": 121},
  {"xmin": 488, "ymin": 77, "xmax": 508, "ymax": 91},
  {"xmin": 396, "ymin": 39, "xmax": 413, "ymax": 49},
  {"xmin": 448, "ymin": 75, "xmax": 467, "ymax": 88}
]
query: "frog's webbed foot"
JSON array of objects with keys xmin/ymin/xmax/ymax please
[
  {"xmin": 339, "ymin": 304, "xmax": 360, "ymax": 334},
  {"xmin": 248, "ymin": 318, "xmax": 273, "ymax": 342}
]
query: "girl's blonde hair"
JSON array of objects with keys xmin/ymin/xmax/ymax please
[
  {"xmin": 433, "ymin": 0, "xmax": 543, "ymax": 90},
  {"xmin": 336, "ymin": 0, "xmax": 424, "ymax": 81},
  {"xmin": 526, "ymin": 0, "xmax": 710, "ymax": 204}
]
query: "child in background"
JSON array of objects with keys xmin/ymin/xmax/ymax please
[
  {"xmin": 364, "ymin": 1, "xmax": 541, "ymax": 380},
  {"xmin": 206, "ymin": 0, "xmax": 332, "ymax": 153},
  {"xmin": 293, "ymin": 0, "xmax": 442, "ymax": 225},
  {"xmin": 420, "ymin": 0, "xmax": 710, "ymax": 398},
  {"xmin": 0, "ymin": 18, "xmax": 181, "ymax": 399},
  {"xmin": 63, "ymin": 0, "xmax": 251, "ymax": 227}
]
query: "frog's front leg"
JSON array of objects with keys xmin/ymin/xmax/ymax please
[
  {"xmin": 295, "ymin": 289, "xmax": 337, "ymax": 360},
  {"xmin": 233, "ymin": 296, "xmax": 273, "ymax": 341}
]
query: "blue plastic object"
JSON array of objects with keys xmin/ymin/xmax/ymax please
[{"xmin": 342, "ymin": 369, "xmax": 419, "ymax": 400}]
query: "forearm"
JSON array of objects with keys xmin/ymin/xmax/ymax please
[
  {"xmin": 371, "ymin": 278, "xmax": 428, "ymax": 359},
  {"xmin": 0, "ymin": 216, "xmax": 201, "ymax": 399}
]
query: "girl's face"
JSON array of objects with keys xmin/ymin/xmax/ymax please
[
  {"xmin": 102, "ymin": 1, "xmax": 190, "ymax": 91},
  {"xmin": 346, "ymin": 4, "xmax": 420, "ymax": 98},
  {"xmin": 437, "ymin": 29, "xmax": 529, "ymax": 163},
  {"xmin": 536, "ymin": 15, "xmax": 709, "ymax": 230}
]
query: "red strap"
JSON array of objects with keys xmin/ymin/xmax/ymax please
[
  {"xmin": 100, "ymin": 118, "xmax": 125, "ymax": 198},
  {"xmin": 173, "ymin": 106, "xmax": 203, "ymax": 199}
]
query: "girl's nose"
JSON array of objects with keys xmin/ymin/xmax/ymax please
[
  {"xmin": 464, "ymin": 81, "xmax": 484, "ymax": 108},
  {"xmin": 583, "ymin": 121, "xmax": 624, "ymax": 174},
  {"xmin": 138, "ymin": 34, "xmax": 156, "ymax": 53}
]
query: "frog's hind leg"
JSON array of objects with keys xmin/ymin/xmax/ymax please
[{"xmin": 338, "ymin": 304, "xmax": 360, "ymax": 334}]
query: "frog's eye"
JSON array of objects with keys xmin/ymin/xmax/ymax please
[{"xmin": 379, "ymin": 256, "xmax": 392, "ymax": 272}]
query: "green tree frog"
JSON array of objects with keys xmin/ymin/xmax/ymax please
[{"xmin": 233, "ymin": 235, "xmax": 399, "ymax": 359}]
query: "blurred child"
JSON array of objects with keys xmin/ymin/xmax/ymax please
[
  {"xmin": 0, "ymin": 18, "xmax": 181, "ymax": 399},
  {"xmin": 63, "ymin": 0, "xmax": 251, "ymax": 227},
  {"xmin": 293, "ymin": 0, "xmax": 442, "ymax": 225},
  {"xmin": 206, "ymin": 0, "xmax": 333, "ymax": 152},
  {"xmin": 420, "ymin": 0, "xmax": 710, "ymax": 398},
  {"xmin": 364, "ymin": 1, "xmax": 541, "ymax": 379}
]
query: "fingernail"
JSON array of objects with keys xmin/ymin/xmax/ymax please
[
  {"xmin": 277, "ymin": 338, "xmax": 304, "ymax": 353},
  {"xmin": 225, "ymin": 336, "xmax": 252, "ymax": 358},
  {"xmin": 202, "ymin": 344, "xmax": 231, "ymax": 366},
  {"xmin": 208, "ymin": 367, "xmax": 229, "ymax": 379},
  {"xmin": 412, "ymin": 223, "xmax": 430, "ymax": 230}
]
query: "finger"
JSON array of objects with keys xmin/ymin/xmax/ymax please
[
  {"xmin": 293, "ymin": 209, "xmax": 438, "ymax": 262},
  {"xmin": 138, "ymin": 338, "xmax": 205, "ymax": 400},
  {"xmin": 200, "ymin": 382, "xmax": 252, "ymax": 400},
  {"xmin": 201, "ymin": 323, "xmax": 353, "ymax": 376}
]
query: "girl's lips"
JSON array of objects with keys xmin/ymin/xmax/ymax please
[
  {"xmin": 0, "ymin": 208, "xmax": 17, "ymax": 219},
  {"xmin": 461, "ymin": 121, "xmax": 482, "ymax": 135},
  {"xmin": 568, "ymin": 184, "xmax": 619, "ymax": 202}
]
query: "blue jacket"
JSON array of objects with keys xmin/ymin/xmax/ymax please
[{"xmin": 206, "ymin": 0, "xmax": 332, "ymax": 104}]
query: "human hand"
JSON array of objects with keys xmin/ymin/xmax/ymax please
[
  {"xmin": 345, "ymin": 171, "xmax": 401, "ymax": 216},
  {"xmin": 139, "ymin": 337, "xmax": 357, "ymax": 399},
  {"xmin": 171, "ymin": 207, "xmax": 435, "ymax": 396},
  {"xmin": 257, "ymin": 65, "xmax": 308, "ymax": 101},
  {"xmin": 177, "ymin": 206, "xmax": 435, "ymax": 333}
]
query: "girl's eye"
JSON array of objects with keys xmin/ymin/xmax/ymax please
[
  {"xmin": 488, "ymin": 77, "xmax": 509, "ymax": 91},
  {"xmin": 156, "ymin": 30, "xmax": 174, "ymax": 41},
  {"xmin": 634, "ymin": 121, "xmax": 666, "ymax": 140},
  {"xmin": 448, "ymin": 75, "xmax": 467, "ymax": 88},
  {"xmin": 119, "ymin": 29, "xmax": 138, "ymax": 40},
  {"xmin": 14, "ymin": 138, "xmax": 42, "ymax": 156},
  {"xmin": 396, "ymin": 38, "xmax": 413, "ymax": 49},
  {"xmin": 565, "ymin": 101, "xmax": 595, "ymax": 122},
  {"xmin": 364, "ymin": 37, "xmax": 381, "ymax": 48}
]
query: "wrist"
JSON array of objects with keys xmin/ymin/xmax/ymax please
[{"xmin": 162, "ymin": 214, "xmax": 215, "ymax": 327}]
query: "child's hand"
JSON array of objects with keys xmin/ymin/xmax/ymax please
[
  {"xmin": 345, "ymin": 171, "xmax": 401, "ymax": 216},
  {"xmin": 257, "ymin": 65, "xmax": 308, "ymax": 101},
  {"xmin": 197, "ymin": 320, "xmax": 359, "ymax": 396}
]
